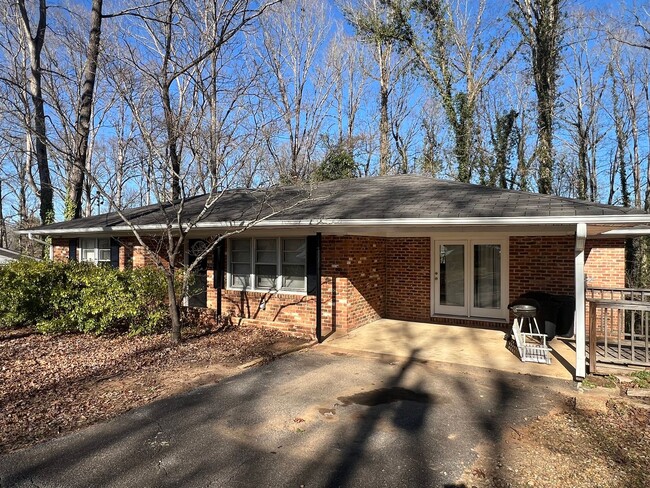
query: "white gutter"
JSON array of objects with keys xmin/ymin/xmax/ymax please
[
  {"xmin": 575, "ymin": 223, "xmax": 587, "ymax": 381},
  {"xmin": 16, "ymin": 214, "xmax": 650, "ymax": 236}
]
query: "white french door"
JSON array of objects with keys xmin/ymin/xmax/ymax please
[
  {"xmin": 433, "ymin": 239, "xmax": 508, "ymax": 320},
  {"xmin": 434, "ymin": 242, "xmax": 467, "ymax": 316}
]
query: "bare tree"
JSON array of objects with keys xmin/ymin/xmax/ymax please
[
  {"xmin": 561, "ymin": 8, "xmax": 607, "ymax": 201},
  {"xmin": 389, "ymin": 73, "xmax": 420, "ymax": 174},
  {"xmin": 643, "ymin": 57, "xmax": 650, "ymax": 212},
  {"xmin": 98, "ymin": 0, "xmax": 283, "ymax": 343},
  {"xmin": 343, "ymin": 0, "xmax": 412, "ymax": 176},
  {"xmin": 0, "ymin": 181, "xmax": 6, "ymax": 248},
  {"xmin": 326, "ymin": 28, "xmax": 369, "ymax": 148},
  {"xmin": 605, "ymin": 3, "xmax": 650, "ymax": 52},
  {"xmin": 16, "ymin": 0, "xmax": 53, "ymax": 224},
  {"xmin": 511, "ymin": 0, "xmax": 564, "ymax": 194},
  {"xmin": 607, "ymin": 60, "xmax": 630, "ymax": 208},
  {"xmin": 64, "ymin": 0, "xmax": 104, "ymax": 220},
  {"xmin": 384, "ymin": 0, "xmax": 519, "ymax": 182},
  {"xmin": 254, "ymin": 0, "xmax": 333, "ymax": 182}
]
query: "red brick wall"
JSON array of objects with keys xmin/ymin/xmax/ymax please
[
  {"xmin": 329, "ymin": 236, "xmax": 386, "ymax": 330},
  {"xmin": 585, "ymin": 239, "xmax": 626, "ymax": 288},
  {"xmin": 509, "ymin": 236, "xmax": 576, "ymax": 303},
  {"xmin": 509, "ymin": 236, "xmax": 626, "ymax": 300},
  {"xmin": 206, "ymin": 235, "xmax": 387, "ymax": 339},
  {"xmin": 52, "ymin": 238, "xmax": 70, "ymax": 262},
  {"xmin": 584, "ymin": 239, "xmax": 626, "ymax": 338},
  {"xmin": 385, "ymin": 237, "xmax": 431, "ymax": 322}
]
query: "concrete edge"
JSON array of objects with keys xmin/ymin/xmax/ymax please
[
  {"xmin": 238, "ymin": 340, "xmax": 318, "ymax": 370},
  {"xmin": 316, "ymin": 344, "xmax": 575, "ymax": 387}
]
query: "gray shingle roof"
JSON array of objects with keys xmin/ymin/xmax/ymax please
[{"xmin": 27, "ymin": 175, "xmax": 645, "ymax": 233}]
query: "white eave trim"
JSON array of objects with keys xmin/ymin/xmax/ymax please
[{"xmin": 17, "ymin": 214, "xmax": 650, "ymax": 236}]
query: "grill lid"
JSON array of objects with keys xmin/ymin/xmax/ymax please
[{"xmin": 511, "ymin": 304, "xmax": 537, "ymax": 317}]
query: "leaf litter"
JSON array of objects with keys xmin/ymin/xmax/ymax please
[{"xmin": 0, "ymin": 325, "xmax": 306, "ymax": 453}]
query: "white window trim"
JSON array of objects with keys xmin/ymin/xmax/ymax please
[
  {"xmin": 226, "ymin": 237, "xmax": 307, "ymax": 295},
  {"xmin": 79, "ymin": 237, "xmax": 111, "ymax": 265},
  {"xmin": 431, "ymin": 237, "xmax": 509, "ymax": 321}
]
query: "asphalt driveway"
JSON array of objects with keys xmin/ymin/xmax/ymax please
[{"xmin": 0, "ymin": 348, "xmax": 573, "ymax": 487}]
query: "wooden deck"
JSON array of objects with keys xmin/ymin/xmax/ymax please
[
  {"xmin": 587, "ymin": 288, "xmax": 650, "ymax": 373},
  {"xmin": 592, "ymin": 343, "xmax": 650, "ymax": 367}
]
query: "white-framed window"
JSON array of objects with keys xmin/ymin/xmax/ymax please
[
  {"xmin": 228, "ymin": 237, "xmax": 306, "ymax": 293},
  {"xmin": 80, "ymin": 237, "xmax": 111, "ymax": 265}
]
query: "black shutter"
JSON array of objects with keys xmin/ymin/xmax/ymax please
[
  {"xmin": 306, "ymin": 235, "xmax": 319, "ymax": 295},
  {"xmin": 69, "ymin": 238, "xmax": 78, "ymax": 261},
  {"xmin": 110, "ymin": 238, "xmax": 120, "ymax": 269},
  {"xmin": 214, "ymin": 241, "xmax": 225, "ymax": 289}
]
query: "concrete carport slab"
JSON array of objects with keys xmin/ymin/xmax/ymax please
[{"xmin": 320, "ymin": 319, "xmax": 576, "ymax": 381}]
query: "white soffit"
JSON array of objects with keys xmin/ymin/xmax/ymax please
[{"xmin": 592, "ymin": 224, "xmax": 650, "ymax": 237}]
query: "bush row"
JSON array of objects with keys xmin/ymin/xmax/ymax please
[{"xmin": 0, "ymin": 259, "xmax": 169, "ymax": 335}]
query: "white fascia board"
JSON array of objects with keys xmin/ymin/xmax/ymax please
[{"xmin": 17, "ymin": 214, "xmax": 650, "ymax": 236}]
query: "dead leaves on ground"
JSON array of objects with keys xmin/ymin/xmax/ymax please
[{"xmin": 0, "ymin": 326, "xmax": 305, "ymax": 453}]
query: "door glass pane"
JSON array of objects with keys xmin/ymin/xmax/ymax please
[
  {"xmin": 440, "ymin": 244, "xmax": 464, "ymax": 307},
  {"xmin": 474, "ymin": 244, "xmax": 501, "ymax": 309}
]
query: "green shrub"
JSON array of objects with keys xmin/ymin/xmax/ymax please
[
  {"xmin": 0, "ymin": 259, "xmax": 67, "ymax": 329},
  {"xmin": 0, "ymin": 259, "xmax": 169, "ymax": 335}
]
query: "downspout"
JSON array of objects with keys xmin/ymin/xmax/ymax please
[
  {"xmin": 575, "ymin": 223, "xmax": 587, "ymax": 381},
  {"xmin": 27, "ymin": 231, "xmax": 50, "ymax": 247},
  {"xmin": 316, "ymin": 232, "xmax": 323, "ymax": 343},
  {"xmin": 27, "ymin": 231, "xmax": 52, "ymax": 260}
]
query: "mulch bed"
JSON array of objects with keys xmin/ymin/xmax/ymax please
[{"xmin": 0, "ymin": 325, "xmax": 307, "ymax": 454}]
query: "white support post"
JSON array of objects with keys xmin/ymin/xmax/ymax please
[{"xmin": 575, "ymin": 223, "xmax": 587, "ymax": 380}]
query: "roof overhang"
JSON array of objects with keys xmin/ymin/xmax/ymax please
[{"xmin": 18, "ymin": 214, "xmax": 650, "ymax": 238}]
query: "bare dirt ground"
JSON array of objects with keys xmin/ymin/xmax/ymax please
[
  {"xmin": 458, "ymin": 387, "xmax": 650, "ymax": 488},
  {"xmin": 0, "ymin": 324, "xmax": 307, "ymax": 454}
]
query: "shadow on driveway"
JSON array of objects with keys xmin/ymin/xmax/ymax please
[{"xmin": 0, "ymin": 349, "xmax": 572, "ymax": 487}]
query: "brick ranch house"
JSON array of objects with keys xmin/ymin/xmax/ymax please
[{"xmin": 22, "ymin": 175, "xmax": 650, "ymax": 379}]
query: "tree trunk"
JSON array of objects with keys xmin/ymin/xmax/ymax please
[
  {"xmin": 166, "ymin": 272, "xmax": 182, "ymax": 345},
  {"xmin": 18, "ymin": 0, "xmax": 53, "ymax": 224},
  {"xmin": 161, "ymin": 2, "xmax": 181, "ymax": 200},
  {"xmin": 67, "ymin": 0, "xmax": 103, "ymax": 219},
  {"xmin": 576, "ymin": 98, "xmax": 588, "ymax": 200},
  {"xmin": 645, "ymin": 82, "xmax": 650, "ymax": 212},
  {"xmin": 378, "ymin": 41, "xmax": 390, "ymax": 176},
  {"xmin": 536, "ymin": 87, "xmax": 555, "ymax": 194},
  {"xmin": 0, "ymin": 181, "xmax": 6, "ymax": 248},
  {"xmin": 513, "ymin": 0, "xmax": 562, "ymax": 195}
]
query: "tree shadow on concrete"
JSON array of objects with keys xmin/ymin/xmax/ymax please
[{"xmin": 287, "ymin": 348, "xmax": 441, "ymax": 487}]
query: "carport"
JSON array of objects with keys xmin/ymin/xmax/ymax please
[{"xmin": 321, "ymin": 319, "xmax": 576, "ymax": 380}]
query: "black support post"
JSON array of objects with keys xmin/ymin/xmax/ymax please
[{"xmin": 316, "ymin": 232, "xmax": 322, "ymax": 343}]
